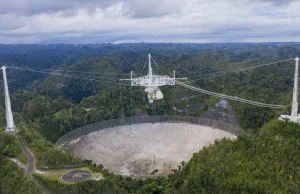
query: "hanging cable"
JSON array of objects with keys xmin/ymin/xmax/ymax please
[
  {"xmin": 151, "ymin": 56, "xmax": 168, "ymax": 75},
  {"xmin": 119, "ymin": 83, "xmax": 122, "ymax": 118},
  {"xmin": 176, "ymin": 81, "xmax": 286, "ymax": 109},
  {"xmin": 150, "ymin": 54, "xmax": 293, "ymax": 85},
  {"xmin": 179, "ymin": 58, "xmax": 294, "ymax": 81},
  {"xmin": 4, "ymin": 55, "xmax": 292, "ymax": 109},
  {"xmin": 8, "ymin": 66, "xmax": 131, "ymax": 86},
  {"xmin": 186, "ymin": 87, "xmax": 188, "ymax": 116},
  {"xmin": 8, "ymin": 66, "xmax": 121, "ymax": 80},
  {"xmin": 172, "ymin": 58, "xmax": 293, "ymax": 109},
  {"xmin": 140, "ymin": 58, "xmax": 148, "ymax": 76},
  {"xmin": 8, "ymin": 65, "xmax": 130, "ymax": 75},
  {"xmin": 130, "ymin": 85, "xmax": 133, "ymax": 124}
]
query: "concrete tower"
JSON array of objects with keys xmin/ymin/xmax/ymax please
[
  {"xmin": 291, "ymin": 57, "xmax": 299, "ymax": 117},
  {"xmin": 1, "ymin": 66, "xmax": 15, "ymax": 132},
  {"xmin": 280, "ymin": 57, "xmax": 300, "ymax": 123}
]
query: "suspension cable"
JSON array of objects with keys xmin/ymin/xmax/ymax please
[
  {"xmin": 176, "ymin": 81, "xmax": 286, "ymax": 109},
  {"xmin": 151, "ymin": 56, "xmax": 167, "ymax": 75},
  {"xmin": 8, "ymin": 65, "xmax": 130, "ymax": 75},
  {"xmin": 8, "ymin": 66, "xmax": 122, "ymax": 80},
  {"xmin": 150, "ymin": 55, "xmax": 288, "ymax": 109},
  {"xmin": 5, "ymin": 56, "xmax": 292, "ymax": 109},
  {"xmin": 179, "ymin": 58, "xmax": 294, "ymax": 81},
  {"xmin": 8, "ymin": 67, "xmax": 131, "ymax": 86}
]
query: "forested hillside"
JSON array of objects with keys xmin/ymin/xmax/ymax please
[
  {"xmin": 165, "ymin": 120, "xmax": 300, "ymax": 193},
  {"xmin": 2, "ymin": 43, "xmax": 299, "ymax": 131},
  {"xmin": 1, "ymin": 43, "xmax": 300, "ymax": 193},
  {"xmin": 0, "ymin": 131, "xmax": 41, "ymax": 193}
]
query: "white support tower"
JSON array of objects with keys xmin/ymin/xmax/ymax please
[
  {"xmin": 120, "ymin": 54, "xmax": 186, "ymax": 103},
  {"xmin": 1, "ymin": 66, "xmax": 15, "ymax": 132},
  {"xmin": 280, "ymin": 57, "xmax": 300, "ymax": 123}
]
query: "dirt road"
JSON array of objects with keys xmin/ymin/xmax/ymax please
[{"xmin": 17, "ymin": 136, "xmax": 50, "ymax": 194}]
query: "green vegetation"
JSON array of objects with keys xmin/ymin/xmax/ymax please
[
  {"xmin": 33, "ymin": 174, "xmax": 117, "ymax": 194},
  {"xmin": 0, "ymin": 130, "xmax": 26, "ymax": 163},
  {"xmin": 165, "ymin": 120, "xmax": 300, "ymax": 193},
  {"xmin": 18, "ymin": 125, "xmax": 82, "ymax": 169},
  {"xmin": 0, "ymin": 105, "xmax": 5, "ymax": 127},
  {"xmin": 2, "ymin": 43, "xmax": 298, "ymax": 132},
  {"xmin": 0, "ymin": 158, "xmax": 41, "ymax": 194},
  {"xmin": 34, "ymin": 163, "xmax": 168, "ymax": 194},
  {"xmin": 21, "ymin": 86, "xmax": 145, "ymax": 142},
  {"xmin": 0, "ymin": 131, "xmax": 41, "ymax": 194},
  {"xmin": 1, "ymin": 43, "xmax": 300, "ymax": 193},
  {"xmin": 167, "ymin": 51, "xmax": 294, "ymax": 131}
]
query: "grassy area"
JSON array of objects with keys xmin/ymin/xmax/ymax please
[
  {"xmin": 18, "ymin": 125, "xmax": 82, "ymax": 169},
  {"xmin": 15, "ymin": 151, "xmax": 27, "ymax": 164},
  {"xmin": 33, "ymin": 173, "xmax": 115, "ymax": 194},
  {"xmin": 38, "ymin": 167, "xmax": 96, "ymax": 183}
]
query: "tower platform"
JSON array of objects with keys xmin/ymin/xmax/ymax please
[{"xmin": 279, "ymin": 115, "xmax": 300, "ymax": 123}]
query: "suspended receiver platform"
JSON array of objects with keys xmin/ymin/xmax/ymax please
[{"xmin": 120, "ymin": 54, "xmax": 186, "ymax": 103}]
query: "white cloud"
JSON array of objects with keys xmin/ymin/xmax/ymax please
[{"xmin": 0, "ymin": 0, "xmax": 300, "ymax": 43}]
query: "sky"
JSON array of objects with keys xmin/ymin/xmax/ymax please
[{"xmin": 0, "ymin": 0, "xmax": 300, "ymax": 44}]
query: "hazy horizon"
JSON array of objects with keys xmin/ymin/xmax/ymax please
[{"xmin": 1, "ymin": 42, "xmax": 300, "ymax": 45}]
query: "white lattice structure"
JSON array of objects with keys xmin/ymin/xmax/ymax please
[
  {"xmin": 280, "ymin": 57, "xmax": 300, "ymax": 123},
  {"xmin": 120, "ymin": 54, "xmax": 185, "ymax": 103},
  {"xmin": 131, "ymin": 74, "xmax": 176, "ymax": 87},
  {"xmin": 1, "ymin": 66, "xmax": 15, "ymax": 132},
  {"xmin": 130, "ymin": 54, "xmax": 176, "ymax": 88}
]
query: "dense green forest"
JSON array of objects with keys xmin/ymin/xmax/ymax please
[
  {"xmin": 0, "ymin": 131, "xmax": 42, "ymax": 193},
  {"xmin": 165, "ymin": 120, "xmax": 300, "ymax": 193},
  {"xmin": 1, "ymin": 43, "xmax": 300, "ymax": 193}
]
